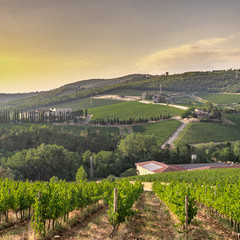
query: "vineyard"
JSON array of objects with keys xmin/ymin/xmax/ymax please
[
  {"xmin": 129, "ymin": 168, "xmax": 240, "ymax": 238},
  {"xmin": 1, "ymin": 169, "xmax": 240, "ymax": 239},
  {"xmin": 132, "ymin": 120, "xmax": 181, "ymax": 145},
  {"xmin": 197, "ymin": 93, "xmax": 240, "ymax": 105},
  {"xmin": 0, "ymin": 178, "xmax": 143, "ymax": 239},
  {"xmin": 223, "ymin": 113, "xmax": 240, "ymax": 124},
  {"xmin": 174, "ymin": 95, "xmax": 203, "ymax": 106},
  {"xmin": 175, "ymin": 122, "xmax": 240, "ymax": 145},
  {"xmin": 89, "ymin": 101, "xmax": 184, "ymax": 123},
  {"xmin": 49, "ymin": 97, "xmax": 122, "ymax": 111}
]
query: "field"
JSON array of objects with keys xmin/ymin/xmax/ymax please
[
  {"xmin": 104, "ymin": 89, "xmax": 145, "ymax": 96},
  {"xmin": 175, "ymin": 122, "xmax": 240, "ymax": 145},
  {"xmin": 1, "ymin": 169, "xmax": 240, "ymax": 240},
  {"xmin": 133, "ymin": 120, "xmax": 181, "ymax": 145},
  {"xmin": 45, "ymin": 97, "xmax": 122, "ymax": 110},
  {"xmin": 105, "ymin": 89, "xmax": 174, "ymax": 96},
  {"xmin": 89, "ymin": 101, "xmax": 184, "ymax": 122},
  {"xmin": 223, "ymin": 113, "xmax": 240, "ymax": 124},
  {"xmin": 174, "ymin": 95, "xmax": 203, "ymax": 106},
  {"xmin": 197, "ymin": 93, "xmax": 240, "ymax": 105},
  {"xmin": 128, "ymin": 167, "xmax": 240, "ymax": 184}
]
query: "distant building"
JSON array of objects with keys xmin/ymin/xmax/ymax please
[
  {"xmin": 135, "ymin": 161, "xmax": 185, "ymax": 175},
  {"xmin": 194, "ymin": 109, "xmax": 209, "ymax": 119},
  {"xmin": 152, "ymin": 93, "xmax": 161, "ymax": 103},
  {"xmin": 135, "ymin": 161, "xmax": 240, "ymax": 175},
  {"xmin": 142, "ymin": 92, "xmax": 147, "ymax": 100}
]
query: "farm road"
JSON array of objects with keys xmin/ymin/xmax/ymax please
[{"xmin": 162, "ymin": 120, "xmax": 188, "ymax": 147}]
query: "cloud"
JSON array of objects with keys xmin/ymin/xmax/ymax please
[
  {"xmin": 137, "ymin": 34, "xmax": 240, "ymax": 74},
  {"xmin": 197, "ymin": 37, "xmax": 230, "ymax": 46}
]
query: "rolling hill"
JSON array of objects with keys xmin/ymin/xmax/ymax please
[{"xmin": 1, "ymin": 69, "xmax": 240, "ymax": 110}]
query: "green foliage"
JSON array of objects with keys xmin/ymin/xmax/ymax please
[
  {"xmin": 128, "ymin": 168, "xmax": 240, "ymax": 185},
  {"xmin": 223, "ymin": 113, "xmax": 240, "ymax": 124},
  {"xmin": 0, "ymin": 124, "xmax": 120, "ymax": 154},
  {"xmin": 175, "ymin": 96, "xmax": 203, "ymax": 106},
  {"xmin": 198, "ymin": 93, "xmax": 240, "ymax": 105},
  {"xmin": 0, "ymin": 165, "xmax": 15, "ymax": 179},
  {"xmin": 153, "ymin": 182, "xmax": 197, "ymax": 226},
  {"xmin": 121, "ymin": 168, "xmax": 138, "ymax": 177},
  {"xmin": 76, "ymin": 166, "xmax": 87, "ymax": 181},
  {"xmin": 205, "ymin": 101, "xmax": 213, "ymax": 111},
  {"xmin": 6, "ymin": 144, "xmax": 81, "ymax": 181},
  {"xmin": 49, "ymin": 98, "xmax": 122, "ymax": 110},
  {"xmin": 180, "ymin": 109, "xmax": 192, "ymax": 118},
  {"xmin": 132, "ymin": 120, "xmax": 181, "ymax": 145},
  {"xmin": 117, "ymin": 133, "xmax": 160, "ymax": 165},
  {"xmin": 49, "ymin": 176, "xmax": 59, "ymax": 183},
  {"xmin": 175, "ymin": 122, "xmax": 240, "ymax": 145},
  {"xmin": 89, "ymin": 101, "xmax": 183, "ymax": 122},
  {"xmin": 107, "ymin": 180, "xmax": 143, "ymax": 229},
  {"xmin": 0, "ymin": 177, "xmax": 142, "ymax": 238},
  {"xmin": 107, "ymin": 175, "xmax": 116, "ymax": 183},
  {"xmin": 2, "ymin": 70, "xmax": 240, "ymax": 111}
]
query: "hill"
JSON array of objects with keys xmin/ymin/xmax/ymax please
[
  {"xmin": 0, "ymin": 74, "xmax": 152, "ymax": 110},
  {"xmin": 1, "ymin": 69, "xmax": 240, "ymax": 110},
  {"xmin": 0, "ymin": 92, "xmax": 42, "ymax": 104}
]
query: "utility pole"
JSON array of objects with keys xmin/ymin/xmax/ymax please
[{"xmin": 90, "ymin": 156, "xmax": 94, "ymax": 179}]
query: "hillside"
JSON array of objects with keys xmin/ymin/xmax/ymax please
[
  {"xmin": 0, "ymin": 92, "xmax": 42, "ymax": 104},
  {"xmin": 1, "ymin": 69, "xmax": 240, "ymax": 110},
  {"xmin": 0, "ymin": 74, "xmax": 152, "ymax": 110}
]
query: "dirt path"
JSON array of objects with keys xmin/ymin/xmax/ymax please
[
  {"xmin": 190, "ymin": 209, "xmax": 236, "ymax": 240},
  {"xmin": 162, "ymin": 121, "xmax": 188, "ymax": 147},
  {"xmin": 119, "ymin": 191, "xmax": 179, "ymax": 240},
  {"xmin": 93, "ymin": 95, "xmax": 141, "ymax": 101},
  {"xmin": 138, "ymin": 100, "xmax": 189, "ymax": 110},
  {"xmin": 221, "ymin": 117, "xmax": 236, "ymax": 125}
]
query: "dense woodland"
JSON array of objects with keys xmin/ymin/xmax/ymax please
[
  {"xmin": 1, "ymin": 122, "xmax": 239, "ymax": 181},
  {"xmin": 0, "ymin": 124, "xmax": 193, "ymax": 181}
]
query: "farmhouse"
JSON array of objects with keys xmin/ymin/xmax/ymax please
[
  {"xmin": 135, "ymin": 161, "xmax": 185, "ymax": 175},
  {"xmin": 135, "ymin": 161, "xmax": 240, "ymax": 175},
  {"xmin": 195, "ymin": 109, "xmax": 209, "ymax": 119}
]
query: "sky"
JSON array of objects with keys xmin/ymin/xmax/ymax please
[{"xmin": 1, "ymin": 0, "xmax": 240, "ymax": 93}]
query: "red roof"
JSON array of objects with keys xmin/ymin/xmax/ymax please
[
  {"xmin": 136, "ymin": 161, "xmax": 240, "ymax": 174},
  {"xmin": 188, "ymin": 165, "xmax": 240, "ymax": 171},
  {"xmin": 135, "ymin": 161, "xmax": 185, "ymax": 173}
]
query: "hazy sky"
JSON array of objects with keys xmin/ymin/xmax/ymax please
[{"xmin": 1, "ymin": 0, "xmax": 240, "ymax": 93}]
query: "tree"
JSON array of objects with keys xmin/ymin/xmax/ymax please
[
  {"xmin": 121, "ymin": 168, "xmax": 138, "ymax": 177},
  {"xmin": 117, "ymin": 133, "xmax": 159, "ymax": 165},
  {"xmin": 205, "ymin": 101, "xmax": 213, "ymax": 111},
  {"xmin": 76, "ymin": 166, "xmax": 87, "ymax": 181}
]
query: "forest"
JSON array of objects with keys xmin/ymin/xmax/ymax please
[{"xmin": 1, "ymin": 122, "xmax": 239, "ymax": 181}]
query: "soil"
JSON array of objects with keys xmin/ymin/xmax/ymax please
[{"xmin": 0, "ymin": 187, "xmax": 238, "ymax": 240}]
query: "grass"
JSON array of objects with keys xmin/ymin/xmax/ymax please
[
  {"xmin": 222, "ymin": 113, "xmax": 240, "ymax": 124},
  {"xmin": 104, "ymin": 89, "xmax": 146, "ymax": 96},
  {"xmin": 197, "ymin": 93, "xmax": 240, "ymax": 105},
  {"xmin": 89, "ymin": 101, "xmax": 184, "ymax": 122},
  {"xmin": 175, "ymin": 122, "xmax": 240, "ymax": 145},
  {"xmin": 133, "ymin": 120, "xmax": 181, "ymax": 145},
  {"xmin": 45, "ymin": 97, "xmax": 122, "ymax": 110},
  {"xmin": 174, "ymin": 96, "xmax": 203, "ymax": 106}
]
